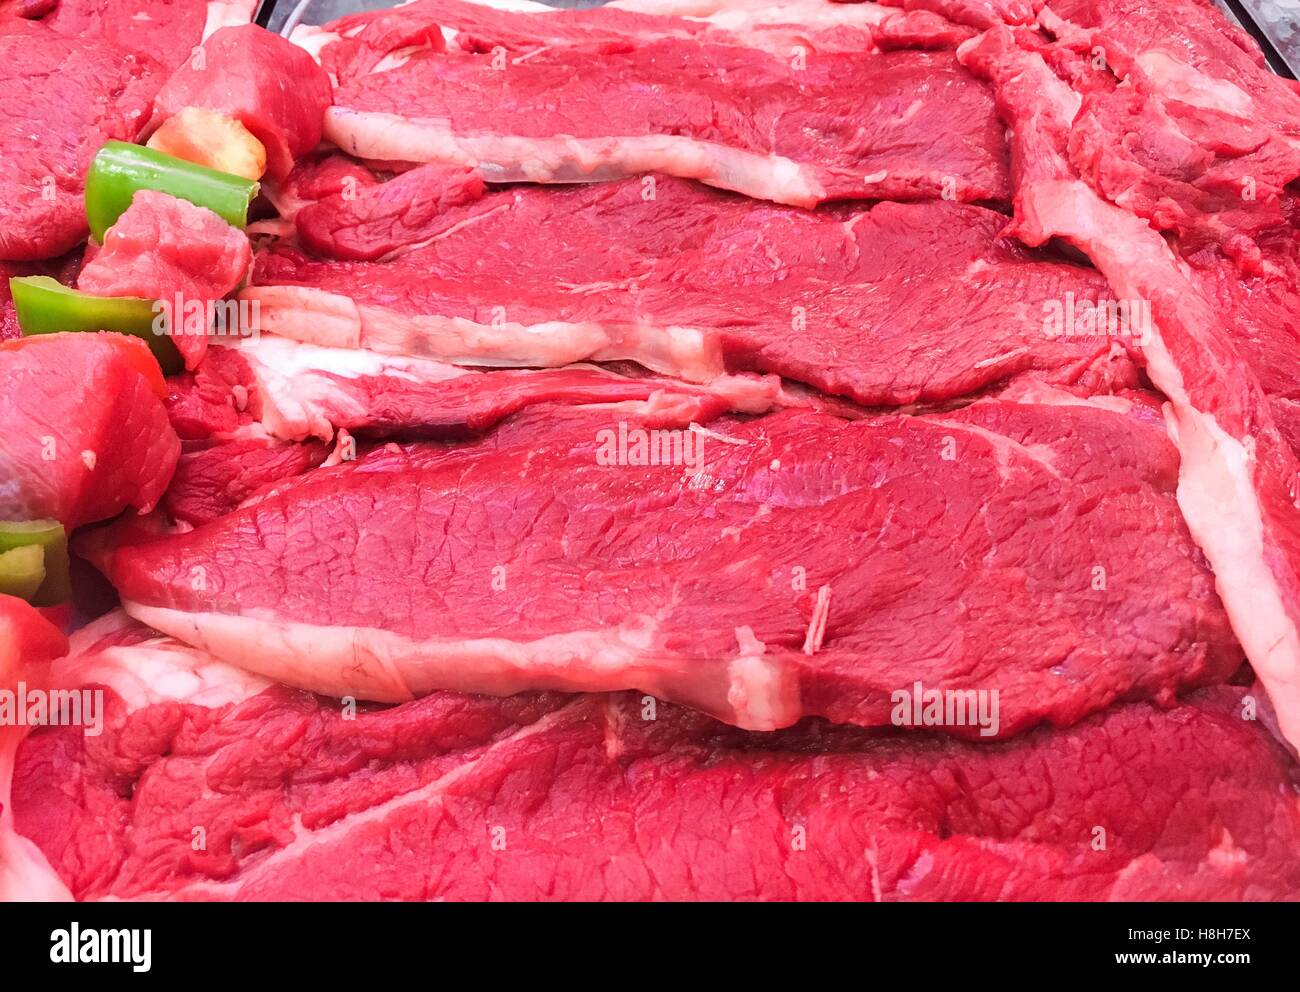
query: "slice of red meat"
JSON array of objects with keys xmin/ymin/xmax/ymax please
[
  {"xmin": 168, "ymin": 337, "xmax": 786, "ymax": 444},
  {"xmin": 82, "ymin": 388, "xmax": 1240, "ymax": 735},
  {"xmin": 249, "ymin": 175, "xmax": 1140, "ymax": 408},
  {"xmin": 0, "ymin": 23, "xmax": 159, "ymax": 261},
  {"xmin": 40, "ymin": 0, "xmax": 242, "ymax": 60},
  {"xmin": 164, "ymin": 344, "xmax": 257, "ymax": 440},
  {"xmin": 264, "ymin": 151, "xmax": 382, "ymax": 223},
  {"xmin": 872, "ymin": 8, "xmax": 976, "ymax": 49},
  {"xmin": 163, "ymin": 437, "xmax": 331, "ymax": 527},
  {"xmin": 145, "ymin": 24, "xmax": 333, "ymax": 182},
  {"xmin": 1183, "ymin": 195, "xmax": 1300, "ymax": 457},
  {"xmin": 307, "ymin": 0, "xmax": 944, "ymax": 87},
  {"xmin": 10, "ymin": 617, "xmax": 1296, "ymax": 900},
  {"xmin": 323, "ymin": 36, "xmax": 1010, "ymax": 208},
  {"xmin": 0, "ymin": 333, "xmax": 180, "ymax": 529},
  {"xmin": 440, "ymin": 0, "xmax": 972, "ymax": 56},
  {"xmin": 1044, "ymin": 0, "xmax": 1300, "ymax": 263},
  {"xmin": 296, "ymin": 164, "xmax": 485, "ymax": 261},
  {"xmin": 875, "ymin": 0, "xmax": 1038, "ymax": 30},
  {"xmin": 959, "ymin": 25, "xmax": 1300, "ymax": 753},
  {"xmin": 77, "ymin": 190, "xmax": 252, "ymax": 370},
  {"xmin": 0, "ymin": 593, "xmax": 71, "ymax": 902}
]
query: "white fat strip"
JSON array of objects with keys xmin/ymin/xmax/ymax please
[
  {"xmin": 124, "ymin": 603, "xmax": 801, "ymax": 731},
  {"xmin": 322, "ymin": 109, "xmax": 827, "ymax": 207}
]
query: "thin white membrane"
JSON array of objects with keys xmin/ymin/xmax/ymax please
[
  {"xmin": 223, "ymin": 335, "xmax": 781, "ymax": 442},
  {"xmin": 239, "ymin": 285, "xmax": 729, "ymax": 380}
]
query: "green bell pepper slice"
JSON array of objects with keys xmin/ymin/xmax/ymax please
[
  {"xmin": 0, "ymin": 545, "xmax": 47, "ymax": 603},
  {"xmin": 0, "ymin": 521, "xmax": 69, "ymax": 606},
  {"xmin": 9, "ymin": 276, "xmax": 182, "ymax": 375},
  {"xmin": 85, "ymin": 140, "xmax": 259, "ymax": 242}
]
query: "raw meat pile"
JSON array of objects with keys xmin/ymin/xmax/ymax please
[{"xmin": 2, "ymin": 0, "xmax": 1300, "ymax": 901}]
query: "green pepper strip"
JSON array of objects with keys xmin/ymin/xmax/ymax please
[
  {"xmin": 0, "ymin": 545, "xmax": 46, "ymax": 603},
  {"xmin": 0, "ymin": 521, "xmax": 69, "ymax": 606},
  {"xmin": 85, "ymin": 140, "xmax": 260, "ymax": 242},
  {"xmin": 9, "ymin": 276, "xmax": 182, "ymax": 375}
]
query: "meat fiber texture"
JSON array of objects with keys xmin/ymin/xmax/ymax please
[
  {"xmin": 1185, "ymin": 194, "xmax": 1300, "ymax": 456},
  {"xmin": 168, "ymin": 326, "xmax": 791, "ymax": 439},
  {"xmin": 1042, "ymin": 0, "xmax": 1300, "ymax": 264},
  {"xmin": 295, "ymin": 163, "xmax": 485, "ymax": 261},
  {"xmin": 7, "ymin": 0, "xmax": 1300, "ymax": 905},
  {"xmin": 249, "ymin": 173, "xmax": 1141, "ymax": 407},
  {"xmin": 305, "ymin": 0, "xmax": 972, "ymax": 85},
  {"xmin": 77, "ymin": 190, "xmax": 253, "ymax": 369},
  {"xmin": 316, "ymin": 2, "xmax": 1011, "ymax": 207},
  {"xmin": 956, "ymin": 16, "xmax": 1300, "ymax": 751},
  {"xmin": 0, "ymin": 334, "xmax": 180, "ymax": 530},
  {"xmin": 157, "ymin": 335, "xmax": 792, "ymax": 525},
  {"xmin": 9, "ymin": 612, "xmax": 1299, "ymax": 901},
  {"xmin": 0, "ymin": 595, "xmax": 71, "ymax": 902},
  {"xmin": 83, "ymin": 389, "xmax": 1243, "ymax": 735},
  {"xmin": 0, "ymin": 0, "xmax": 256, "ymax": 261},
  {"xmin": 145, "ymin": 24, "xmax": 333, "ymax": 182}
]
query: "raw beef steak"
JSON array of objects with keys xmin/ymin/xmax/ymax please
[
  {"xmin": 84, "ymin": 386, "xmax": 1240, "ymax": 734},
  {"xmin": 8, "ymin": 612, "xmax": 1296, "ymax": 901},
  {"xmin": 960, "ymin": 23, "xmax": 1300, "ymax": 753},
  {"xmin": 249, "ymin": 175, "xmax": 1140, "ymax": 408},
  {"xmin": 321, "ymin": 22, "xmax": 1010, "ymax": 206}
]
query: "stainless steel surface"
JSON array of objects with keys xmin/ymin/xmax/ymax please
[
  {"xmin": 266, "ymin": 0, "xmax": 606, "ymax": 33},
  {"xmin": 1235, "ymin": 0, "xmax": 1300, "ymax": 77}
]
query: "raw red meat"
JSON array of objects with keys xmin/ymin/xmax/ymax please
[
  {"xmin": 1181, "ymin": 194, "xmax": 1300, "ymax": 456},
  {"xmin": 322, "ymin": 33, "xmax": 1010, "ymax": 207},
  {"xmin": 0, "ymin": 0, "xmax": 253, "ymax": 261},
  {"xmin": 0, "ymin": 333, "xmax": 179, "ymax": 530},
  {"xmin": 77, "ymin": 191, "xmax": 252, "ymax": 370},
  {"xmin": 295, "ymin": 164, "xmax": 485, "ymax": 261},
  {"xmin": 250, "ymin": 175, "xmax": 1139, "ymax": 407},
  {"xmin": 168, "ymin": 337, "xmax": 786, "ymax": 443},
  {"xmin": 162, "ymin": 437, "xmax": 331, "ymax": 527},
  {"xmin": 0, "ymin": 23, "xmax": 159, "ymax": 260},
  {"xmin": 960, "ymin": 24, "xmax": 1300, "ymax": 752},
  {"xmin": 6, "ymin": 0, "xmax": 1300, "ymax": 908},
  {"xmin": 145, "ymin": 24, "xmax": 333, "ymax": 182},
  {"xmin": 876, "ymin": 0, "xmax": 1038, "ymax": 30},
  {"xmin": 10, "ymin": 613, "xmax": 1295, "ymax": 901},
  {"xmin": 39, "ymin": 0, "xmax": 246, "ymax": 56},
  {"xmin": 304, "ymin": 0, "xmax": 957, "ymax": 89},
  {"xmin": 1044, "ymin": 0, "xmax": 1300, "ymax": 262},
  {"xmin": 84, "ymin": 387, "xmax": 1239, "ymax": 734},
  {"xmin": 438, "ymin": 0, "xmax": 970, "ymax": 54},
  {"xmin": 0, "ymin": 595, "xmax": 71, "ymax": 902},
  {"xmin": 0, "ymin": 0, "xmax": 58, "ymax": 20}
]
